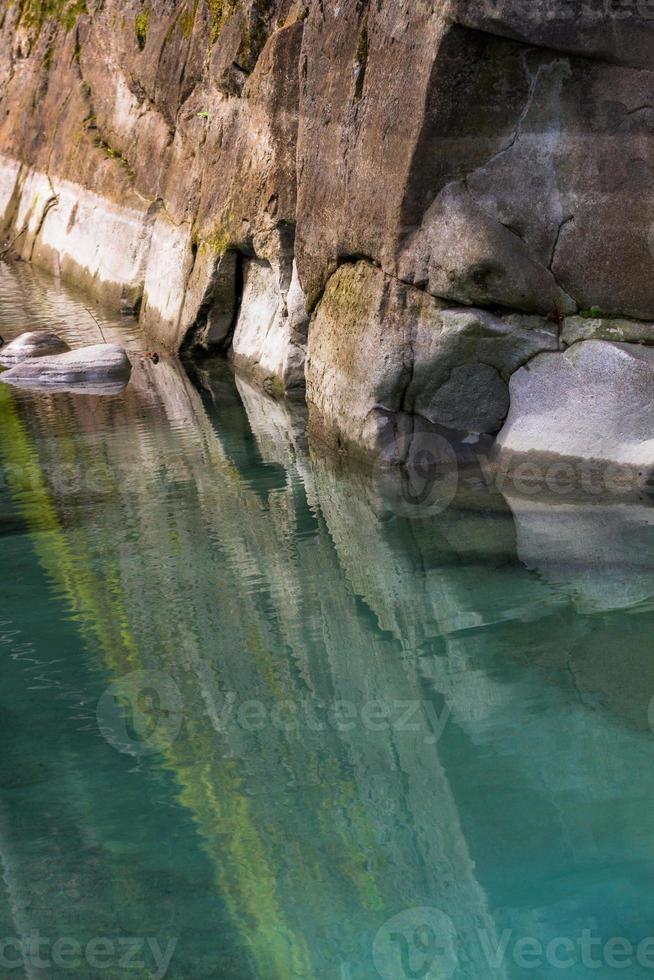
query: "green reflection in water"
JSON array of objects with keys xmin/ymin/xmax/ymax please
[{"xmin": 1, "ymin": 265, "xmax": 654, "ymax": 978}]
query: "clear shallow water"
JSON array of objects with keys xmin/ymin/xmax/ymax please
[{"xmin": 0, "ymin": 262, "xmax": 654, "ymax": 978}]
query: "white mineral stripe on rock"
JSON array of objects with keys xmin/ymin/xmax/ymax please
[
  {"xmin": 38, "ymin": 180, "xmax": 150, "ymax": 288},
  {"xmin": 496, "ymin": 340, "xmax": 654, "ymax": 467},
  {"xmin": 0, "ymin": 153, "xmax": 151, "ymax": 290},
  {"xmin": 231, "ymin": 258, "xmax": 306, "ymax": 390},
  {"xmin": 13, "ymin": 169, "xmax": 55, "ymax": 239},
  {"xmin": 232, "ymin": 259, "xmax": 280, "ymax": 363},
  {"xmin": 0, "ymin": 156, "xmax": 21, "ymax": 219},
  {"xmin": 141, "ymin": 214, "xmax": 193, "ymax": 328}
]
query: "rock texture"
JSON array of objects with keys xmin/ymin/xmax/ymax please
[
  {"xmin": 562, "ymin": 316, "xmax": 654, "ymax": 347},
  {"xmin": 307, "ymin": 261, "xmax": 557, "ymax": 458},
  {"xmin": 0, "ymin": 330, "xmax": 70, "ymax": 363},
  {"xmin": 495, "ymin": 341, "xmax": 654, "ymax": 473},
  {"xmin": 2, "ymin": 1, "xmax": 654, "ymax": 448},
  {"xmin": 0, "ymin": 343, "xmax": 132, "ymax": 387}
]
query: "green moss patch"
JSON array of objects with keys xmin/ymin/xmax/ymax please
[
  {"xmin": 19, "ymin": 0, "xmax": 87, "ymax": 36},
  {"xmin": 135, "ymin": 9, "xmax": 149, "ymax": 50},
  {"xmin": 197, "ymin": 228, "xmax": 231, "ymax": 255},
  {"xmin": 206, "ymin": 0, "xmax": 238, "ymax": 45},
  {"xmin": 179, "ymin": 0, "xmax": 199, "ymax": 37}
]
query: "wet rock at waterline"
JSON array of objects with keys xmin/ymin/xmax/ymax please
[
  {"xmin": 5, "ymin": 1, "xmax": 654, "ymax": 448},
  {"xmin": 0, "ymin": 344, "xmax": 131, "ymax": 389},
  {"xmin": 0, "ymin": 330, "xmax": 70, "ymax": 364},
  {"xmin": 306, "ymin": 261, "xmax": 557, "ymax": 460},
  {"xmin": 495, "ymin": 341, "xmax": 654, "ymax": 477},
  {"xmin": 230, "ymin": 259, "xmax": 308, "ymax": 396}
]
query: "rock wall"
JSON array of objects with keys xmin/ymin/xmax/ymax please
[{"xmin": 2, "ymin": 0, "xmax": 654, "ymax": 460}]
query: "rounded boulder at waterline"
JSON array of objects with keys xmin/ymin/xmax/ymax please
[
  {"xmin": 0, "ymin": 343, "xmax": 132, "ymax": 389},
  {"xmin": 0, "ymin": 330, "xmax": 70, "ymax": 364},
  {"xmin": 495, "ymin": 340, "xmax": 654, "ymax": 476}
]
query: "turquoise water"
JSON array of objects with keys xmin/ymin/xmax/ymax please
[{"xmin": 1, "ymin": 262, "xmax": 654, "ymax": 978}]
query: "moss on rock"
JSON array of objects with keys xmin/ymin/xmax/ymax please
[
  {"xmin": 134, "ymin": 8, "xmax": 149, "ymax": 50},
  {"xmin": 19, "ymin": 0, "xmax": 86, "ymax": 36},
  {"xmin": 206, "ymin": 0, "xmax": 238, "ymax": 44}
]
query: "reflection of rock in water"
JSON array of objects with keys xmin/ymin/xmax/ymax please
[
  {"xmin": 309, "ymin": 431, "xmax": 654, "ymax": 964},
  {"xmin": 5, "ymin": 351, "xmax": 654, "ymax": 977},
  {"xmin": 502, "ymin": 494, "xmax": 654, "ymax": 733},
  {"xmin": 0, "ymin": 377, "xmax": 229, "ymax": 978},
  {"xmin": 506, "ymin": 496, "xmax": 654, "ymax": 614},
  {"xmin": 7, "ymin": 356, "xmax": 506, "ymax": 977}
]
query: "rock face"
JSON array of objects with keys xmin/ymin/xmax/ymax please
[
  {"xmin": 0, "ymin": 330, "xmax": 70, "ymax": 363},
  {"xmin": 0, "ymin": 344, "xmax": 132, "ymax": 388},
  {"xmin": 230, "ymin": 258, "xmax": 307, "ymax": 396},
  {"xmin": 1, "ymin": 1, "xmax": 654, "ymax": 449},
  {"xmin": 307, "ymin": 261, "xmax": 557, "ymax": 458},
  {"xmin": 495, "ymin": 341, "xmax": 654, "ymax": 473},
  {"xmin": 562, "ymin": 316, "xmax": 654, "ymax": 347}
]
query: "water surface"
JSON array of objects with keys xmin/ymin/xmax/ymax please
[{"xmin": 1, "ymin": 262, "xmax": 654, "ymax": 978}]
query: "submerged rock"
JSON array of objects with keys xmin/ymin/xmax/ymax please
[
  {"xmin": 0, "ymin": 330, "xmax": 70, "ymax": 364},
  {"xmin": 495, "ymin": 340, "xmax": 654, "ymax": 473},
  {"xmin": 504, "ymin": 496, "xmax": 654, "ymax": 614},
  {"xmin": 0, "ymin": 344, "xmax": 131, "ymax": 388}
]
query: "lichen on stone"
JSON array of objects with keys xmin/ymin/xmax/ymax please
[
  {"xmin": 41, "ymin": 40, "xmax": 54, "ymax": 70},
  {"xmin": 95, "ymin": 137, "xmax": 136, "ymax": 179},
  {"xmin": 179, "ymin": 0, "xmax": 199, "ymax": 38},
  {"xmin": 134, "ymin": 8, "xmax": 149, "ymax": 51},
  {"xmin": 578, "ymin": 306, "xmax": 604, "ymax": 319},
  {"xmin": 18, "ymin": 0, "xmax": 86, "ymax": 36},
  {"xmin": 206, "ymin": 0, "xmax": 238, "ymax": 45},
  {"xmin": 198, "ymin": 228, "xmax": 231, "ymax": 255}
]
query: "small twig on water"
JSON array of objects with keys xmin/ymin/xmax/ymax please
[
  {"xmin": 84, "ymin": 307, "xmax": 108, "ymax": 344},
  {"xmin": 0, "ymin": 225, "xmax": 27, "ymax": 261}
]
